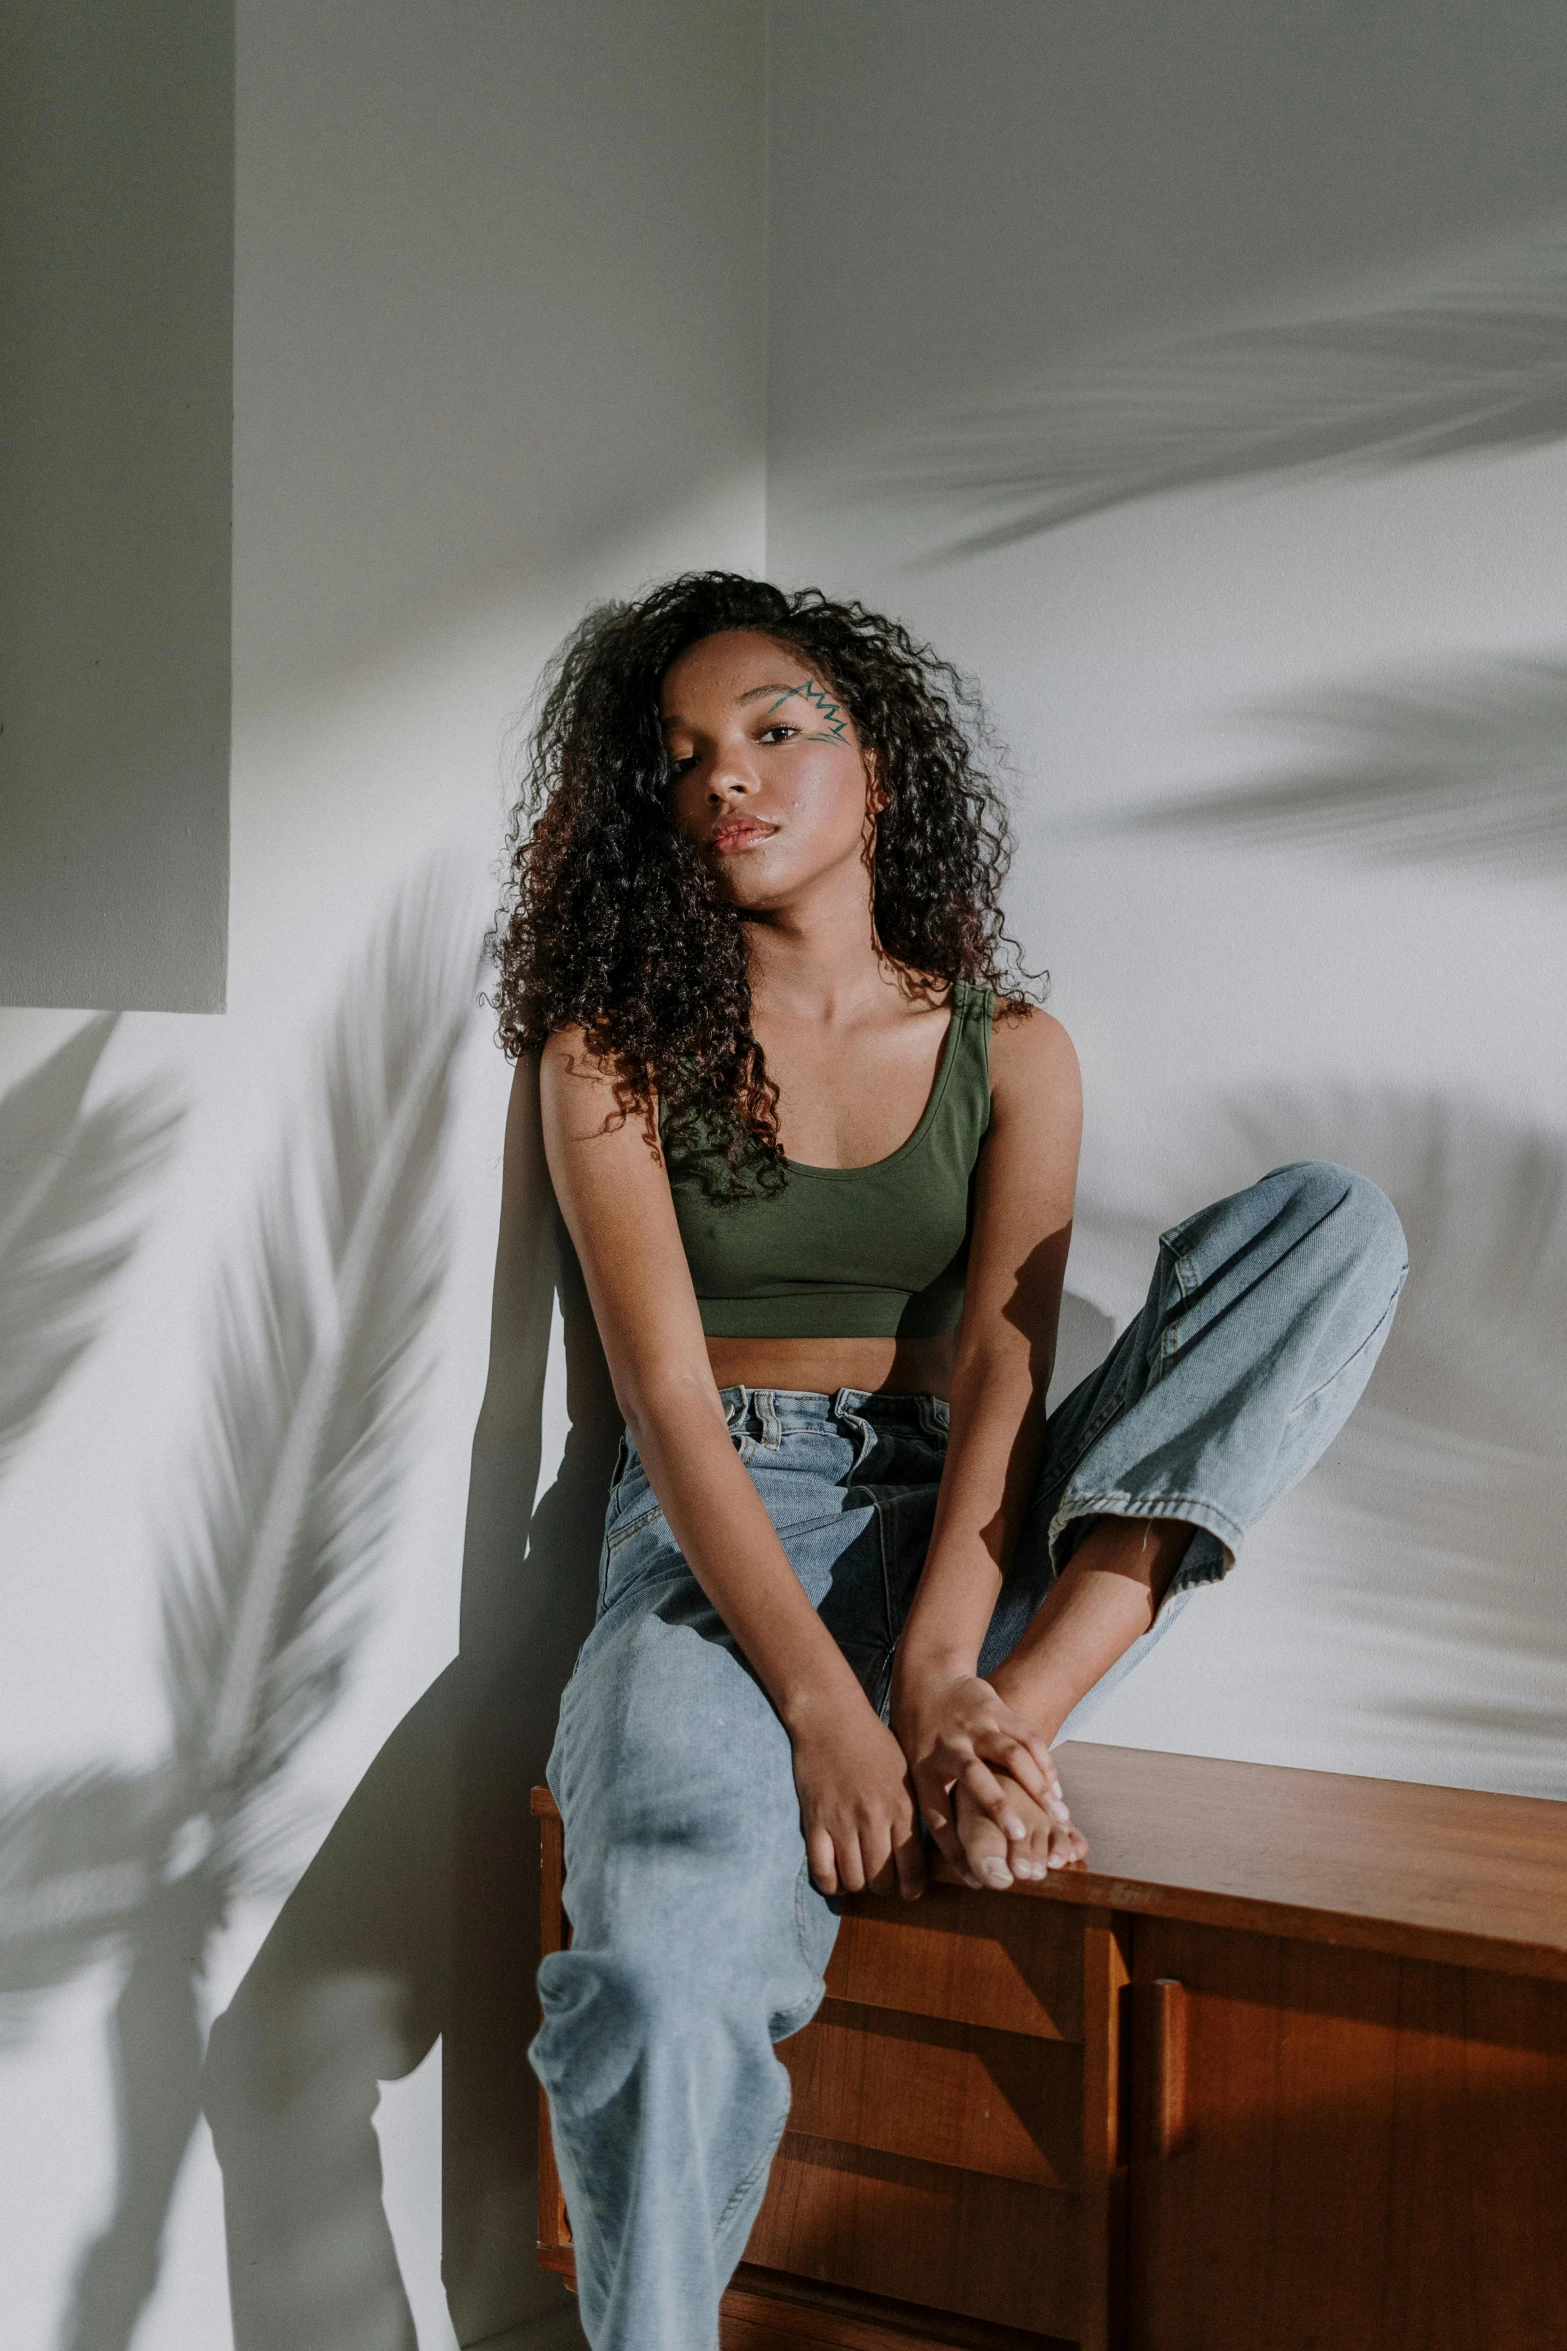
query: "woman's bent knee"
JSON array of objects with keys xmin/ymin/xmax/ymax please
[
  {"xmin": 1272, "ymin": 1160, "xmax": 1407, "ymax": 1293},
  {"xmin": 532, "ymin": 1944, "xmax": 762, "ymax": 2112}
]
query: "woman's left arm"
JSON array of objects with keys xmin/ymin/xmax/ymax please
[{"xmin": 889, "ymin": 1005, "xmax": 1083, "ymax": 1873}]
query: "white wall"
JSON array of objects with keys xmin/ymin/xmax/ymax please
[
  {"xmin": 766, "ymin": 0, "xmax": 1567, "ymax": 1800},
  {"xmin": 6, "ymin": 8, "xmax": 1567, "ymax": 2346},
  {"xmin": 0, "ymin": 5, "xmax": 763, "ymax": 2346}
]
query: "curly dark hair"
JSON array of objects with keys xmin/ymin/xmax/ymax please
[{"xmin": 490, "ymin": 571, "xmax": 1039, "ymax": 1193}]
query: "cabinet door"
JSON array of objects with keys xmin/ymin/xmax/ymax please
[{"xmin": 1126, "ymin": 1918, "xmax": 1567, "ymax": 2351}]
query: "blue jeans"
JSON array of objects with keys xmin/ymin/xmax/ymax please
[{"xmin": 530, "ymin": 1162, "xmax": 1407, "ymax": 2351}]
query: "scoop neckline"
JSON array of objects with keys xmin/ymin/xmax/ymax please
[{"xmin": 784, "ymin": 985, "xmax": 971, "ymax": 1180}]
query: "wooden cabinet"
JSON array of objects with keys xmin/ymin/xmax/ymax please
[
  {"xmin": 1125, "ymin": 1920, "xmax": 1567, "ymax": 2351},
  {"xmin": 534, "ymin": 1745, "xmax": 1567, "ymax": 2351}
]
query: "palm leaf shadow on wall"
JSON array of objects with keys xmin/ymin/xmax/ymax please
[
  {"xmin": 0, "ymin": 1770, "xmax": 167, "ymax": 2052},
  {"xmin": 0, "ymin": 1013, "xmax": 182, "ymax": 1491},
  {"xmin": 1078, "ymin": 1092, "xmax": 1567, "ymax": 1790},
  {"xmin": 200, "ymin": 1054, "xmax": 616, "ymax": 2351},
  {"xmin": 1092, "ymin": 653, "xmax": 1567, "ymax": 875},
  {"xmin": 861, "ymin": 240, "xmax": 1567, "ymax": 557},
  {"xmin": 0, "ymin": 870, "xmax": 476, "ymax": 2351},
  {"xmin": 0, "ymin": 1021, "xmax": 183, "ymax": 2132}
]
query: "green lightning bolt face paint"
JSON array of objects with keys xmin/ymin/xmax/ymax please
[{"xmin": 763, "ymin": 679, "xmax": 852, "ymax": 745}]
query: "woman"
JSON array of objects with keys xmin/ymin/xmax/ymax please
[{"xmin": 491, "ymin": 573, "xmax": 1406, "ymax": 2351}]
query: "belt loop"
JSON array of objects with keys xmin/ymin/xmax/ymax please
[
  {"xmin": 918, "ymin": 1394, "xmax": 951, "ymax": 1440},
  {"xmin": 758, "ymin": 1389, "xmax": 781, "ymax": 1449},
  {"xmin": 831, "ymin": 1387, "xmax": 879, "ymax": 1478}
]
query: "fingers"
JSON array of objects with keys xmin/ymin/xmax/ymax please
[
  {"xmin": 955, "ymin": 1786, "xmax": 1015, "ymax": 1890},
  {"xmin": 957, "ymin": 1755, "xmax": 1032, "ymax": 1843},
  {"xmin": 892, "ymin": 1816, "xmax": 926, "ymax": 1904},
  {"xmin": 976, "ymin": 1720, "xmax": 1073, "ymax": 1827},
  {"xmin": 806, "ymin": 1823, "xmax": 839, "ymax": 1899},
  {"xmin": 805, "ymin": 1758, "xmax": 933, "ymax": 1904},
  {"xmin": 983, "ymin": 1730, "xmax": 1051, "ymax": 1807},
  {"xmin": 836, "ymin": 1842, "xmax": 868, "ymax": 1896},
  {"xmin": 1014, "ymin": 1728, "xmax": 1073, "ymax": 1824},
  {"xmin": 913, "ymin": 1767, "xmax": 970, "ymax": 1875}
]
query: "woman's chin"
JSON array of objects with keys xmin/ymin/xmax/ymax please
[{"xmin": 713, "ymin": 863, "xmax": 793, "ymax": 912}]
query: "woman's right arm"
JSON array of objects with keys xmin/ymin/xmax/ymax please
[{"xmin": 539, "ymin": 1029, "xmax": 926, "ymax": 1901}]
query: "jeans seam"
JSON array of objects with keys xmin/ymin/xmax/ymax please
[
  {"xmin": 773, "ymin": 1504, "xmax": 861, "ymax": 1547},
  {"xmin": 1161, "ymin": 1242, "xmax": 1197, "ymax": 1367},
  {"xmin": 604, "ymin": 1498, "xmax": 665, "ymax": 1552},
  {"xmin": 1289, "ymin": 1272, "xmax": 1407, "ymax": 1417},
  {"xmin": 872, "ymin": 1491, "xmax": 899, "ymax": 1662},
  {"xmin": 792, "ymin": 1853, "xmax": 819, "ymax": 1975},
  {"xmin": 1048, "ymin": 1371, "xmax": 1133, "ymax": 1493},
  {"xmin": 712, "ymin": 2069, "xmax": 792, "ymax": 2253}
]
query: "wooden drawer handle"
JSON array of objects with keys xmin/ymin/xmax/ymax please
[{"xmin": 1131, "ymin": 1977, "xmax": 1189, "ymax": 2159}]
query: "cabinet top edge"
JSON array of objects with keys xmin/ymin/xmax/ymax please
[{"xmin": 999, "ymin": 1743, "xmax": 1567, "ymax": 1975}]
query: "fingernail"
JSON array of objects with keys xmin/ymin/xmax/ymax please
[
  {"xmin": 1002, "ymin": 1813, "xmax": 1027, "ymax": 1840},
  {"xmin": 981, "ymin": 1859, "xmax": 1012, "ymax": 1887},
  {"xmin": 1047, "ymin": 1798, "xmax": 1072, "ymax": 1823}
]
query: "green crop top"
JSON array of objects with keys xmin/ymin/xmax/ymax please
[{"xmin": 663, "ymin": 981, "xmax": 994, "ymax": 1339}]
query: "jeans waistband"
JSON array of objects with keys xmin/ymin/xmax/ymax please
[{"xmin": 715, "ymin": 1384, "xmax": 950, "ymax": 1439}]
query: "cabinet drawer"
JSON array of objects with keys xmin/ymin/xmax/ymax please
[
  {"xmin": 825, "ymin": 1884, "xmax": 1084, "ymax": 2042},
  {"xmin": 783, "ymin": 1997, "xmax": 1083, "ymax": 2188},
  {"xmin": 749, "ymin": 2131, "xmax": 1081, "ymax": 2341}
]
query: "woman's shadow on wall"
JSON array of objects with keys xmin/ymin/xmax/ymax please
[{"xmin": 202, "ymin": 1061, "xmax": 618, "ymax": 2351}]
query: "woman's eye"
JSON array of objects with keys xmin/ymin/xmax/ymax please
[
  {"xmin": 759, "ymin": 724, "xmax": 798, "ymax": 744},
  {"xmin": 667, "ymin": 754, "xmax": 698, "ymax": 777}
]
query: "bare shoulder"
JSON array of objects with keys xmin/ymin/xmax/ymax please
[
  {"xmin": 539, "ymin": 1024, "xmax": 662, "ymax": 1162},
  {"xmin": 987, "ymin": 1002, "xmax": 1080, "ymax": 1107},
  {"xmin": 539, "ymin": 1022, "xmax": 600, "ymax": 1082},
  {"xmin": 541, "ymin": 1022, "xmax": 614, "ymax": 1115}
]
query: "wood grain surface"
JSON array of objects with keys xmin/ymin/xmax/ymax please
[
  {"xmin": 780, "ymin": 1996, "xmax": 1083, "ymax": 2188},
  {"xmin": 1126, "ymin": 1916, "xmax": 1567, "ymax": 2351},
  {"xmin": 825, "ymin": 1885, "xmax": 1083, "ymax": 2041},
  {"xmin": 1077, "ymin": 1909, "xmax": 1129, "ymax": 2351},
  {"xmin": 746, "ymin": 2131, "xmax": 1081, "ymax": 2340},
  {"xmin": 721, "ymin": 2266, "xmax": 1074, "ymax": 2350},
  {"xmin": 980, "ymin": 1742, "xmax": 1567, "ymax": 1982}
]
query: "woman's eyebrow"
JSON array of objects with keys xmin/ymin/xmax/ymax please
[{"xmin": 660, "ymin": 683, "xmax": 809, "ymax": 728}]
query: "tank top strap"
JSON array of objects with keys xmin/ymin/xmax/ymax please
[{"xmin": 941, "ymin": 978, "xmax": 995, "ymax": 1149}]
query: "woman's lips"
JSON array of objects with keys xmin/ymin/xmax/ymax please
[{"xmin": 708, "ymin": 820, "xmax": 777, "ymax": 855}]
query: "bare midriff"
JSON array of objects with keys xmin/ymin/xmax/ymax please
[{"xmin": 704, "ymin": 1330, "xmax": 958, "ymax": 1401}]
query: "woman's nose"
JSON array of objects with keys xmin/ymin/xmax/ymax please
[{"xmin": 707, "ymin": 755, "xmax": 760, "ymax": 802}]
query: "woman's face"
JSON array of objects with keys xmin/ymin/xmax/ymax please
[{"xmin": 660, "ymin": 630, "xmax": 879, "ymax": 913}]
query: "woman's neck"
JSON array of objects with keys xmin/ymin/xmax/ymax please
[{"xmin": 743, "ymin": 871, "xmax": 893, "ymax": 1028}]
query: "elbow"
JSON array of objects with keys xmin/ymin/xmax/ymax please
[
  {"xmin": 951, "ymin": 1337, "xmax": 1051, "ymax": 1416},
  {"xmin": 616, "ymin": 1362, "xmax": 727, "ymax": 1455}
]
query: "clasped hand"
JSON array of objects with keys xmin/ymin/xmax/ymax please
[{"xmin": 789, "ymin": 1666, "xmax": 1086, "ymax": 1903}]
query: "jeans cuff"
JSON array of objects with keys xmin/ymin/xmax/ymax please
[{"xmin": 1048, "ymin": 1489, "xmax": 1243, "ymax": 1619}]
